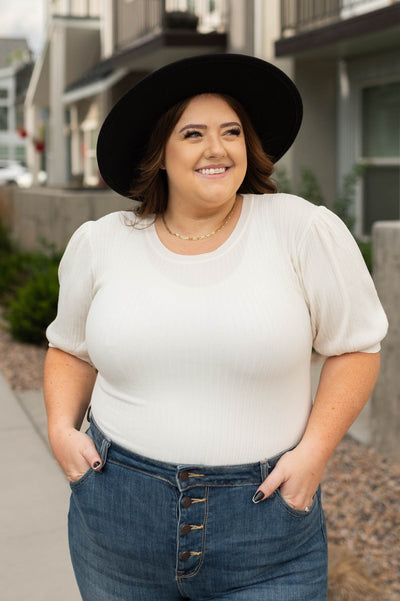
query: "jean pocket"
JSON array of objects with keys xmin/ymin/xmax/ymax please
[
  {"xmin": 69, "ymin": 427, "xmax": 111, "ymax": 490},
  {"xmin": 274, "ymin": 487, "xmax": 319, "ymax": 518},
  {"xmin": 69, "ymin": 465, "xmax": 94, "ymax": 489}
]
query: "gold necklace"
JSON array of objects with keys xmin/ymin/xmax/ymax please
[{"xmin": 162, "ymin": 199, "xmax": 237, "ymax": 241}]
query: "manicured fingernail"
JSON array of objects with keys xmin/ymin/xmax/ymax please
[
  {"xmin": 93, "ymin": 461, "xmax": 101, "ymax": 469},
  {"xmin": 252, "ymin": 491, "xmax": 264, "ymax": 504}
]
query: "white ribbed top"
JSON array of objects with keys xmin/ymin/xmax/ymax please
[{"xmin": 47, "ymin": 194, "xmax": 388, "ymax": 464}]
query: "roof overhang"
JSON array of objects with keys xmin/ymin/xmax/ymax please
[
  {"xmin": 63, "ymin": 68, "xmax": 128, "ymax": 104},
  {"xmin": 63, "ymin": 29, "xmax": 227, "ymax": 103},
  {"xmin": 275, "ymin": 3, "xmax": 400, "ymax": 59}
]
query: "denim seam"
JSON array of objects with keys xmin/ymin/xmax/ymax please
[
  {"xmin": 183, "ymin": 481, "xmax": 260, "ymax": 489},
  {"xmin": 69, "ymin": 468, "xmax": 95, "ymax": 489},
  {"xmin": 107, "ymin": 458, "xmax": 177, "ymax": 488}
]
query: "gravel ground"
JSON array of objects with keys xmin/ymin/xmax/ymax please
[{"xmin": 0, "ymin": 315, "xmax": 399, "ymax": 599}]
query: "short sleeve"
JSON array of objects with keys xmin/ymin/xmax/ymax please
[
  {"xmin": 295, "ymin": 206, "xmax": 388, "ymax": 356},
  {"xmin": 46, "ymin": 221, "xmax": 95, "ymax": 364}
]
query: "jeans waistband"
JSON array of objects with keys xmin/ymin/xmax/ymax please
[{"xmin": 89, "ymin": 415, "xmax": 293, "ymax": 490}]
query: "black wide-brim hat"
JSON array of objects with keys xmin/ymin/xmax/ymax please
[{"xmin": 97, "ymin": 53, "xmax": 303, "ymax": 198}]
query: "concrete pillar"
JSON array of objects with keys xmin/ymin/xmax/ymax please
[
  {"xmin": 25, "ymin": 104, "xmax": 42, "ymax": 184},
  {"xmin": 371, "ymin": 221, "xmax": 400, "ymax": 461},
  {"xmin": 227, "ymin": 0, "xmax": 254, "ymax": 55},
  {"xmin": 48, "ymin": 24, "xmax": 68, "ymax": 186}
]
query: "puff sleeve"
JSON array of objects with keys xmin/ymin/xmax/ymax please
[
  {"xmin": 46, "ymin": 221, "xmax": 95, "ymax": 364},
  {"xmin": 295, "ymin": 206, "xmax": 388, "ymax": 356}
]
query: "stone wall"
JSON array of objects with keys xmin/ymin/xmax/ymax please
[
  {"xmin": 371, "ymin": 222, "xmax": 400, "ymax": 461},
  {"xmin": 0, "ymin": 185, "xmax": 129, "ymax": 251}
]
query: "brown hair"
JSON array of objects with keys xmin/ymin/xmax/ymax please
[{"xmin": 129, "ymin": 94, "xmax": 277, "ymax": 219}]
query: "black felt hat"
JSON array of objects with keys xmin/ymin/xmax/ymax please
[{"xmin": 97, "ymin": 53, "xmax": 303, "ymax": 198}]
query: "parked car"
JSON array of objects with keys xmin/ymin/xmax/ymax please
[{"xmin": 0, "ymin": 160, "xmax": 29, "ymax": 186}]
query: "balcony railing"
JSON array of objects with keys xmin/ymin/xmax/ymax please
[
  {"xmin": 50, "ymin": 0, "xmax": 101, "ymax": 18},
  {"xmin": 281, "ymin": 0, "xmax": 400, "ymax": 36},
  {"xmin": 115, "ymin": 0, "xmax": 228, "ymax": 50}
]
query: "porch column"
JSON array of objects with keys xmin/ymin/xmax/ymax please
[
  {"xmin": 48, "ymin": 24, "xmax": 68, "ymax": 186},
  {"xmin": 25, "ymin": 104, "xmax": 42, "ymax": 185},
  {"xmin": 371, "ymin": 221, "xmax": 400, "ymax": 461}
]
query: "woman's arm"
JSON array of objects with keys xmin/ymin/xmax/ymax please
[
  {"xmin": 253, "ymin": 351, "xmax": 381, "ymax": 507},
  {"xmin": 43, "ymin": 347, "xmax": 102, "ymax": 481}
]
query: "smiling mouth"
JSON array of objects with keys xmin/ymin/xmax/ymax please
[{"xmin": 196, "ymin": 167, "xmax": 229, "ymax": 175}]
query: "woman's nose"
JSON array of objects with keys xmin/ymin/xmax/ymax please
[{"xmin": 204, "ymin": 135, "xmax": 227, "ymax": 158}]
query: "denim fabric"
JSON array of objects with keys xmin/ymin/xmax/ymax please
[{"xmin": 69, "ymin": 417, "xmax": 327, "ymax": 601}]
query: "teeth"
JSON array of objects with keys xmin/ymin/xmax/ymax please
[{"xmin": 198, "ymin": 167, "xmax": 227, "ymax": 175}]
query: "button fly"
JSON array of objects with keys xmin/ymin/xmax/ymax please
[
  {"xmin": 182, "ymin": 497, "xmax": 192, "ymax": 508},
  {"xmin": 179, "ymin": 471, "xmax": 189, "ymax": 482},
  {"xmin": 180, "ymin": 524, "xmax": 192, "ymax": 536},
  {"xmin": 180, "ymin": 551, "xmax": 191, "ymax": 561}
]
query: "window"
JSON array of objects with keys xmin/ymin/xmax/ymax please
[
  {"xmin": 14, "ymin": 145, "xmax": 26, "ymax": 164},
  {"xmin": 0, "ymin": 107, "xmax": 8, "ymax": 130},
  {"xmin": 0, "ymin": 89, "xmax": 8, "ymax": 99},
  {"xmin": 361, "ymin": 81, "xmax": 400, "ymax": 234}
]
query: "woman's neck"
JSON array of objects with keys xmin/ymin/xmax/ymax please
[
  {"xmin": 154, "ymin": 195, "xmax": 243, "ymax": 256},
  {"xmin": 162, "ymin": 194, "xmax": 240, "ymax": 238}
]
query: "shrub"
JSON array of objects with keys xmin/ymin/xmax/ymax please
[
  {"xmin": 298, "ymin": 166, "xmax": 325, "ymax": 206},
  {"xmin": 5, "ymin": 263, "xmax": 59, "ymax": 345},
  {"xmin": 0, "ymin": 220, "xmax": 61, "ymax": 344},
  {"xmin": 274, "ymin": 165, "xmax": 372, "ymax": 272},
  {"xmin": 356, "ymin": 240, "xmax": 372, "ymax": 273}
]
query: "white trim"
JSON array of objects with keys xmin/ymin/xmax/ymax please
[
  {"xmin": 62, "ymin": 68, "xmax": 127, "ymax": 104},
  {"xmin": 25, "ymin": 35, "xmax": 50, "ymax": 107},
  {"xmin": 51, "ymin": 16, "xmax": 101, "ymax": 29},
  {"xmin": 359, "ymin": 157, "xmax": 400, "ymax": 166}
]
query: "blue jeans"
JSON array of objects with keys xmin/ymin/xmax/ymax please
[{"xmin": 68, "ymin": 417, "xmax": 327, "ymax": 600}]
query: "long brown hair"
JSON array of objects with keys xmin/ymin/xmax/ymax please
[{"xmin": 129, "ymin": 94, "xmax": 277, "ymax": 219}]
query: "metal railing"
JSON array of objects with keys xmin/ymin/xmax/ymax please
[
  {"xmin": 281, "ymin": 0, "xmax": 400, "ymax": 36},
  {"xmin": 50, "ymin": 0, "xmax": 101, "ymax": 17},
  {"xmin": 115, "ymin": 0, "xmax": 228, "ymax": 49}
]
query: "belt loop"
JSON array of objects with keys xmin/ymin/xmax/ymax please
[
  {"xmin": 100, "ymin": 437, "xmax": 111, "ymax": 465},
  {"xmin": 260, "ymin": 460, "xmax": 268, "ymax": 481}
]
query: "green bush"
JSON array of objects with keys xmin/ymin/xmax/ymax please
[
  {"xmin": 0, "ymin": 219, "xmax": 61, "ymax": 344},
  {"xmin": 357, "ymin": 240, "xmax": 372, "ymax": 273},
  {"xmin": 5, "ymin": 263, "xmax": 59, "ymax": 344},
  {"xmin": 297, "ymin": 166, "xmax": 325, "ymax": 206},
  {"xmin": 273, "ymin": 164, "xmax": 372, "ymax": 272}
]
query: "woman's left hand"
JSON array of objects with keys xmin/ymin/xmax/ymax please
[{"xmin": 252, "ymin": 444, "xmax": 326, "ymax": 510}]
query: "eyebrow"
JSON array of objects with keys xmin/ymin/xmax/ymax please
[{"xmin": 178, "ymin": 121, "xmax": 241, "ymax": 134}]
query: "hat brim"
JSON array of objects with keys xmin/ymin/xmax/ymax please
[{"xmin": 97, "ymin": 53, "xmax": 302, "ymax": 198}]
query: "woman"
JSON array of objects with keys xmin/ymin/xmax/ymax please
[{"xmin": 44, "ymin": 54, "xmax": 387, "ymax": 601}]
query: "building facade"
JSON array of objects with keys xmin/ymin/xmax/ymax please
[
  {"xmin": 26, "ymin": 0, "xmax": 399, "ymax": 236},
  {"xmin": 0, "ymin": 39, "xmax": 33, "ymax": 165},
  {"xmin": 26, "ymin": 0, "xmax": 230, "ymax": 188},
  {"xmin": 271, "ymin": 0, "xmax": 400, "ymax": 237}
]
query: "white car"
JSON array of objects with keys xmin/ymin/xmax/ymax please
[{"xmin": 0, "ymin": 160, "xmax": 30, "ymax": 186}]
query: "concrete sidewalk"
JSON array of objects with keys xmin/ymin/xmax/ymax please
[{"xmin": 0, "ymin": 371, "xmax": 80, "ymax": 601}]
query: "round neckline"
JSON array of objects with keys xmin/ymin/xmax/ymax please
[{"xmin": 146, "ymin": 195, "xmax": 253, "ymax": 262}]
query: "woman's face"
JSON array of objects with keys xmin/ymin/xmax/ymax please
[{"xmin": 164, "ymin": 94, "xmax": 247, "ymax": 211}]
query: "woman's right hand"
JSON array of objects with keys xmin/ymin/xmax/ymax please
[{"xmin": 48, "ymin": 426, "xmax": 102, "ymax": 482}]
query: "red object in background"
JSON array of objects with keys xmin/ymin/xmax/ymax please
[
  {"xmin": 17, "ymin": 127, "xmax": 27, "ymax": 138},
  {"xmin": 34, "ymin": 139, "xmax": 45, "ymax": 152}
]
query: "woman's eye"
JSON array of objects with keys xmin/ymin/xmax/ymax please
[
  {"xmin": 224, "ymin": 128, "xmax": 241, "ymax": 136},
  {"xmin": 183, "ymin": 130, "xmax": 201, "ymax": 139}
]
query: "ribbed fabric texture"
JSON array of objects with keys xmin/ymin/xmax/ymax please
[{"xmin": 47, "ymin": 194, "xmax": 388, "ymax": 464}]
